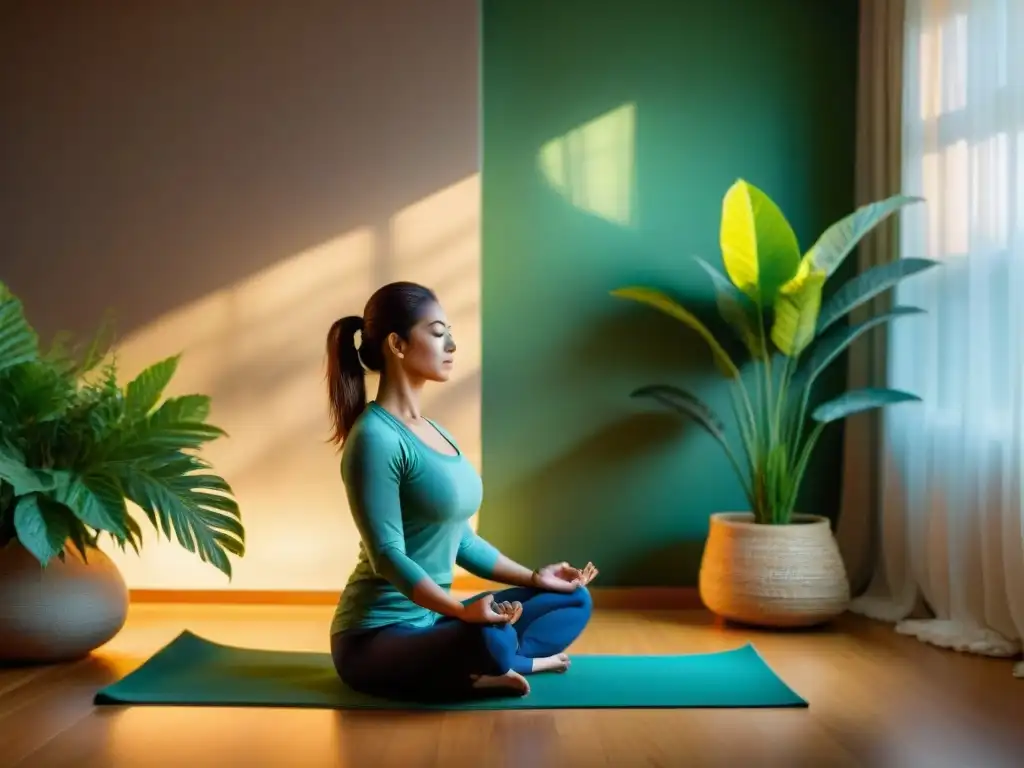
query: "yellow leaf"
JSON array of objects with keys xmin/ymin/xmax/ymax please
[
  {"xmin": 720, "ymin": 180, "xmax": 802, "ymax": 307},
  {"xmin": 771, "ymin": 268, "xmax": 826, "ymax": 356},
  {"xmin": 780, "ymin": 255, "xmax": 812, "ymax": 294}
]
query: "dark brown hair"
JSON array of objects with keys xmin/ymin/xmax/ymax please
[{"xmin": 325, "ymin": 281, "xmax": 437, "ymax": 446}]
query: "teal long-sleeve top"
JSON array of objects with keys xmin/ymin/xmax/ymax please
[{"xmin": 331, "ymin": 402, "xmax": 501, "ymax": 635}]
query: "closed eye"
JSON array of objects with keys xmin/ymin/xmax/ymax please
[{"xmin": 428, "ymin": 320, "xmax": 452, "ymax": 338}]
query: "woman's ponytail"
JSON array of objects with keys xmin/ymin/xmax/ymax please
[
  {"xmin": 326, "ymin": 315, "xmax": 367, "ymax": 447},
  {"xmin": 326, "ymin": 282, "xmax": 438, "ymax": 446}
]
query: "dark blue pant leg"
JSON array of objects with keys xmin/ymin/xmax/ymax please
[{"xmin": 489, "ymin": 586, "xmax": 593, "ymax": 674}]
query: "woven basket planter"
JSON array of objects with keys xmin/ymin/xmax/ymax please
[
  {"xmin": 0, "ymin": 539, "xmax": 129, "ymax": 664},
  {"xmin": 698, "ymin": 512, "xmax": 850, "ymax": 628}
]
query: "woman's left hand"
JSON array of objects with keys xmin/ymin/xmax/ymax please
[{"xmin": 532, "ymin": 561, "xmax": 599, "ymax": 592}]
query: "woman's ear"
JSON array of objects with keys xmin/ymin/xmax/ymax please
[{"xmin": 386, "ymin": 332, "xmax": 406, "ymax": 360}]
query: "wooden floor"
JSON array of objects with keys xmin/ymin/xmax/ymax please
[{"xmin": 1, "ymin": 602, "xmax": 1022, "ymax": 768}]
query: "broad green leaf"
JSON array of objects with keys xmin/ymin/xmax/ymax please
[
  {"xmin": 14, "ymin": 494, "xmax": 75, "ymax": 566},
  {"xmin": 52, "ymin": 470, "xmax": 131, "ymax": 538},
  {"xmin": 125, "ymin": 355, "xmax": 180, "ymax": 416},
  {"xmin": 0, "ymin": 444, "xmax": 56, "ymax": 495},
  {"xmin": 611, "ymin": 287, "xmax": 739, "ymax": 378},
  {"xmin": 3, "ymin": 360, "xmax": 75, "ymax": 424},
  {"xmin": 66, "ymin": 520, "xmax": 94, "ymax": 564},
  {"xmin": 771, "ymin": 268, "xmax": 827, "ymax": 356},
  {"xmin": 693, "ymin": 257, "xmax": 764, "ymax": 358},
  {"xmin": 156, "ymin": 394, "xmax": 212, "ymax": 423},
  {"xmin": 817, "ymin": 257, "xmax": 940, "ymax": 334},
  {"xmin": 161, "ymin": 468, "xmax": 243, "ymax": 547},
  {"xmin": 811, "ymin": 387, "xmax": 922, "ymax": 424},
  {"xmin": 122, "ymin": 475, "xmax": 239, "ymax": 577},
  {"xmin": 119, "ymin": 464, "xmax": 244, "ymax": 578},
  {"xmin": 0, "ymin": 282, "xmax": 39, "ymax": 375},
  {"xmin": 806, "ymin": 194, "xmax": 925, "ymax": 277},
  {"xmin": 121, "ymin": 514, "xmax": 143, "ymax": 554},
  {"xmin": 799, "ymin": 306, "xmax": 925, "ymax": 389},
  {"xmin": 103, "ymin": 395, "xmax": 222, "ymax": 461},
  {"xmin": 720, "ymin": 179, "xmax": 802, "ymax": 305}
]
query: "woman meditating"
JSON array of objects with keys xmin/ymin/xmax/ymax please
[{"xmin": 325, "ymin": 281, "xmax": 597, "ymax": 701}]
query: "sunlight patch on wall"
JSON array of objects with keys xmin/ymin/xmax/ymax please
[
  {"xmin": 537, "ymin": 103, "xmax": 636, "ymax": 226},
  {"xmin": 103, "ymin": 176, "xmax": 483, "ymax": 593},
  {"xmin": 104, "ymin": 229, "xmax": 377, "ymax": 591}
]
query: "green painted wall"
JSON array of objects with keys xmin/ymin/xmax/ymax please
[{"xmin": 479, "ymin": 0, "xmax": 859, "ymax": 586}]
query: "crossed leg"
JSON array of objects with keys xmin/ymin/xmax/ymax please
[
  {"xmin": 330, "ymin": 586, "xmax": 593, "ymax": 701},
  {"xmin": 481, "ymin": 585, "xmax": 593, "ymax": 674}
]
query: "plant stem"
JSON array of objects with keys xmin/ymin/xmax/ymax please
[
  {"xmin": 757, "ymin": 310, "xmax": 775, "ymax": 444},
  {"xmin": 787, "ymin": 421, "xmax": 826, "ymax": 516},
  {"xmin": 728, "ymin": 384, "xmax": 758, "ymax": 510},
  {"xmin": 795, "ymin": 369, "xmax": 812, "ymax": 429},
  {"xmin": 734, "ymin": 377, "xmax": 759, "ymax": 447},
  {"xmin": 747, "ymin": 304, "xmax": 773, "ymax": 523}
]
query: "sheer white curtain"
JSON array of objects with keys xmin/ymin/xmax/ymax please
[{"xmin": 850, "ymin": 0, "xmax": 1024, "ymax": 678}]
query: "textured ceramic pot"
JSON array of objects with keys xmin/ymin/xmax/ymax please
[
  {"xmin": 0, "ymin": 539, "xmax": 129, "ymax": 664},
  {"xmin": 698, "ymin": 512, "xmax": 850, "ymax": 628}
]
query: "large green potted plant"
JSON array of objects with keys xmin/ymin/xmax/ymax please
[
  {"xmin": 0, "ymin": 279, "xmax": 245, "ymax": 662},
  {"xmin": 612, "ymin": 179, "xmax": 936, "ymax": 627}
]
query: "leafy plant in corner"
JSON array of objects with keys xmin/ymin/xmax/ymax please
[
  {"xmin": 0, "ymin": 279, "xmax": 245, "ymax": 577},
  {"xmin": 611, "ymin": 179, "xmax": 938, "ymax": 525}
]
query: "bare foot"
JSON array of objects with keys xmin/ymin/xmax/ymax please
[
  {"xmin": 470, "ymin": 669, "xmax": 530, "ymax": 696},
  {"xmin": 531, "ymin": 653, "xmax": 571, "ymax": 674}
]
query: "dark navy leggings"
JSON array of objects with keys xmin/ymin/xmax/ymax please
[{"xmin": 331, "ymin": 586, "xmax": 593, "ymax": 701}]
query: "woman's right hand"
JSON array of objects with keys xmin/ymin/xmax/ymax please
[{"xmin": 461, "ymin": 595, "xmax": 523, "ymax": 625}]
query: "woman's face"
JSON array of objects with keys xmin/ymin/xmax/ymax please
[{"xmin": 388, "ymin": 300, "xmax": 457, "ymax": 382}]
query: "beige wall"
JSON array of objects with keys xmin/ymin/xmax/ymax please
[{"xmin": 0, "ymin": 1, "xmax": 481, "ymax": 591}]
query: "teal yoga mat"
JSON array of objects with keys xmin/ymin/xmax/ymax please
[{"xmin": 94, "ymin": 630, "xmax": 807, "ymax": 710}]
